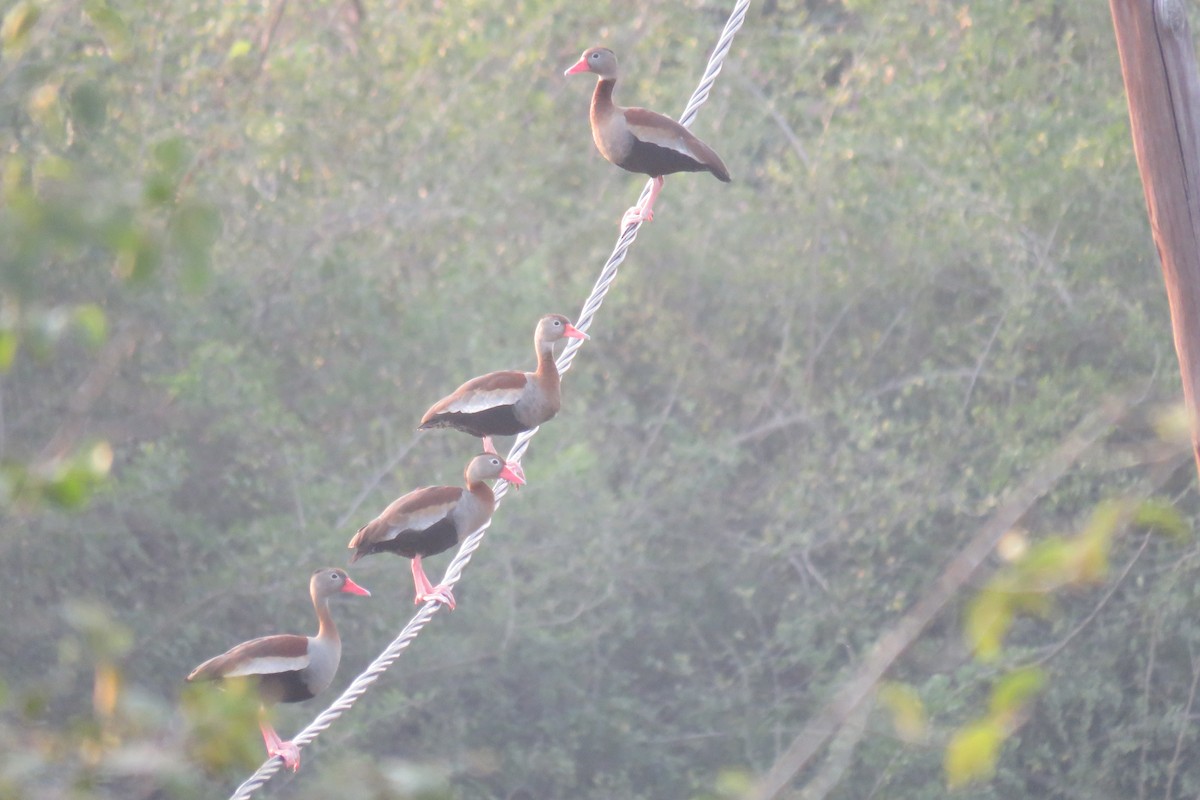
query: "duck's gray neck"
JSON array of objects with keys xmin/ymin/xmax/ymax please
[
  {"xmin": 314, "ymin": 596, "xmax": 339, "ymax": 643},
  {"xmin": 467, "ymin": 479, "xmax": 496, "ymax": 509},
  {"xmin": 305, "ymin": 596, "xmax": 342, "ymax": 695},
  {"xmin": 591, "ymin": 78, "xmax": 617, "ymax": 123},
  {"xmin": 535, "ymin": 340, "xmax": 559, "ymax": 379},
  {"xmin": 455, "ymin": 480, "xmax": 497, "ymax": 540}
]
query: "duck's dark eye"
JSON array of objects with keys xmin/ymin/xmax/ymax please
[
  {"xmin": 553, "ymin": 320, "xmax": 562, "ymax": 326},
  {"xmin": 591, "ymin": 52, "xmax": 600, "ymax": 59}
]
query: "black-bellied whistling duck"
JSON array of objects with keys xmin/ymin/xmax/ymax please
[
  {"xmin": 565, "ymin": 46, "xmax": 731, "ymax": 228},
  {"xmin": 185, "ymin": 568, "xmax": 370, "ymax": 772},
  {"xmin": 418, "ymin": 314, "xmax": 587, "ymax": 464},
  {"xmin": 347, "ymin": 453, "xmax": 525, "ymax": 610}
]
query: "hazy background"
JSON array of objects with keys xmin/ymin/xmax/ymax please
[{"xmin": 2, "ymin": 0, "xmax": 1197, "ymax": 798}]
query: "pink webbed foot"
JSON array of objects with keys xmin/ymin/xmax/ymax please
[
  {"xmin": 410, "ymin": 555, "xmax": 454, "ymax": 609},
  {"xmin": 621, "ymin": 176, "xmax": 664, "ymax": 229},
  {"xmin": 270, "ymin": 740, "xmax": 301, "ymax": 772},
  {"xmin": 621, "ymin": 204, "xmax": 653, "ymax": 228},
  {"xmin": 418, "ymin": 584, "xmax": 457, "ymax": 610},
  {"xmin": 260, "ymin": 722, "xmax": 301, "ymax": 772}
]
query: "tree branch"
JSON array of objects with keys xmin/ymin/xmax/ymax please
[{"xmin": 745, "ymin": 396, "xmax": 1133, "ymax": 800}]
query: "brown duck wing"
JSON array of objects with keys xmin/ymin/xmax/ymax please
[
  {"xmin": 348, "ymin": 485, "xmax": 464, "ymax": 555},
  {"xmin": 421, "ymin": 370, "xmax": 530, "ymax": 422},
  {"xmin": 624, "ymin": 108, "xmax": 731, "ymax": 181},
  {"xmin": 187, "ymin": 634, "xmax": 310, "ymax": 681}
]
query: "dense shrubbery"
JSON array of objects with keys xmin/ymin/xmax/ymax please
[{"xmin": 3, "ymin": 0, "xmax": 1196, "ymax": 798}]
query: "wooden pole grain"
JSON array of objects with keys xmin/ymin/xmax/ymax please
[{"xmin": 1110, "ymin": 0, "xmax": 1200, "ymax": 479}]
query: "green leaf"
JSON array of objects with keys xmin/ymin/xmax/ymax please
[
  {"xmin": 68, "ymin": 82, "xmax": 107, "ymax": 134},
  {"xmin": 181, "ymin": 680, "xmax": 265, "ymax": 771},
  {"xmin": 1068, "ymin": 500, "xmax": 1123, "ymax": 583},
  {"xmin": 44, "ymin": 464, "xmax": 92, "ymax": 509},
  {"xmin": 73, "ymin": 304, "xmax": 107, "ymax": 346},
  {"xmin": 82, "ymin": 0, "xmax": 131, "ymax": 61},
  {"xmin": 227, "ymin": 39, "xmax": 253, "ymax": 61},
  {"xmin": 878, "ymin": 681, "xmax": 927, "ymax": 741},
  {"xmin": 152, "ymin": 137, "xmax": 189, "ymax": 178},
  {"xmin": 1082, "ymin": 499, "xmax": 1125, "ymax": 542},
  {"xmin": 1, "ymin": 1, "xmax": 39, "ymax": 56},
  {"xmin": 131, "ymin": 236, "xmax": 162, "ymax": 282},
  {"xmin": 41, "ymin": 442, "xmax": 112, "ymax": 509},
  {"xmin": 1016, "ymin": 537, "xmax": 1072, "ymax": 591},
  {"xmin": 945, "ymin": 719, "xmax": 1003, "ymax": 789},
  {"xmin": 1068, "ymin": 531, "xmax": 1112, "ymax": 583},
  {"xmin": 1005, "ymin": 588, "xmax": 1054, "ymax": 618},
  {"xmin": 988, "ymin": 666, "xmax": 1045, "ymax": 717},
  {"xmin": 964, "ymin": 587, "xmax": 1012, "ymax": 662},
  {"xmin": 0, "ymin": 330, "xmax": 18, "ymax": 372},
  {"xmin": 710, "ymin": 769, "xmax": 753, "ymax": 798},
  {"xmin": 1132, "ymin": 498, "xmax": 1189, "ymax": 540},
  {"xmin": 142, "ymin": 172, "xmax": 175, "ymax": 206},
  {"xmin": 115, "ymin": 230, "xmax": 162, "ymax": 283}
]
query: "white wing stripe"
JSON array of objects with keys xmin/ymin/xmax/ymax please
[
  {"xmin": 224, "ymin": 655, "xmax": 309, "ymax": 677},
  {"xmin": 441, "ymin": 386, "xmax": 525, "ymax": 414},
  {"xmin": 385, "ymin": 502, "xmax": 457, "ymax": 539},
  {"xmin": 628, "ymin": 123, "xmax": 695, "ymax": 157}
]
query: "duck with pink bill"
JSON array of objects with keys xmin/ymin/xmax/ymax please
[
  {"xmin": 418, "ymin": 313, "xmax": 587, "ymax": 475},
  {"xmin": 185, "ymin": 567, "xmax": 370, "ymax": 772},
  {"xmin": 565, "ymin": 46, "xmax": 731, "ymax": 228},
  {"xmin": 347, "ymin": 453, "xmax": 525, "ymax": 610}
]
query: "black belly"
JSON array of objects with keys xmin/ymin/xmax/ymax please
[
  {"xmin": 424, "ymin": 405, "xmax": 529, "ymax": 438},
  {"xmin": 618, "ymin": 139, "xmax": 709, "ymax": 177},
  {"xmin": 258, "ymin": 670, "xmax": 315, "ymax": 705},
  {"xmin": 360, "ymin": 516, "xmax": 460, "ymax": 560}
]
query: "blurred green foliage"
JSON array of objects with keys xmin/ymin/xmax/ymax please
[
  {"xmin": 0, "ymin": 602, "xmax": 450, "ymax": 799},
  {"xmin": 947, "ymin": 497, "xmax": 1185, "ymax": 789},
  {"xmin": 879, "ymin": 681, "xmax": 927, "ymax": 743},
  {"xmin": 1, "ymin": 0, "xmax": 1199, "ymax": 798}
]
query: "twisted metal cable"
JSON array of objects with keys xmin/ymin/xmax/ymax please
[{"xmin": 227, "ymin": 3, "xmax": 750, "ymax": 796}]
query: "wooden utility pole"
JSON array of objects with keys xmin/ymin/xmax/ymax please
[{"xmin": 1111, "ymin": 0, "xmax": 1200, "ymax": 480}]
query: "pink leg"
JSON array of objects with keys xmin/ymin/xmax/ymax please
[
  {"xmin": 259, "ymin": 720, "xmax": 300, "ymax": 772},
  {"xmin": 411, "ymin": 557, "xmax": 457, "ymax": 609},
  {"xmin": 621, "ymin": 176, "xmax": 665, "ymax": 228},
  {"xmin": 410, "ymin": 555, "xmax": 435, "ymax": 600}
]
